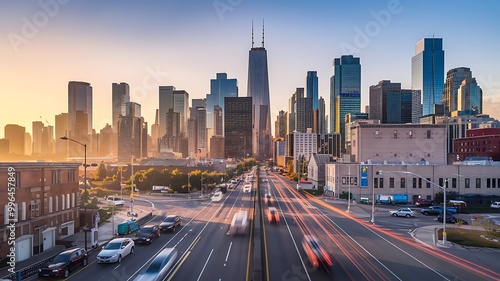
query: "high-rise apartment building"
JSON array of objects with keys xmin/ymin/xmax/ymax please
[
  {"xmin": 159, "ymin": 86, "xmax": 175, "ymax": 140},
  {"xmin": 68, "ymin": 81, "xmax": 93, "ymax": 138},
  {"xmin": 330, "ymin": 55, "xmax": 361, "ymax": 134},
  {"xmin": 117, "ymin": 102, "xmax": 147, "ymax": 161},
  {"xmin": 318, "ymin": 97, "xmax": 326, "ymax": 134},
  {"xmin": 173, "ymin": 90, "xmax": 189, "ymax": 138},
  {"xmin": 274, "ymin": 110, "xmax": 287, "ymax": 139},
  {"xmin": 206, "ymin": 73, "xmax": 238, "ymax": 133},
  {"xmin": 411, "ymin": 38, "xmax": 444, "ymax": 116},
  {"xmin": 443, "ymin": 67, "xmax": 472, "ymax": 113},
  {"xmin": 247, "ymin": 24, "xmax": 272, "ymax": 158},
  {"xmin": 112, "ymin": 83, "xmax": 130, "ymax": 132},
  {"xmin": 294, "ymin": 88, "xmax": 313, "ymax": 133},
  {"xmin": 224, "ymin": 97, "xmax": 252, "ymax": 159}
]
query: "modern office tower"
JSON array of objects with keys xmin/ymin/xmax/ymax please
[
  {"xmin": 68, "ymin": 81, "xmax": 93, "ymax": 138},
  {"xmin": 159, "ymin": 86, "xmax": 176, "ymax": 139},
  {"xmin": 189, "ymin": 99, "xmax": 207, "ymax": 157},
  {"xmin": 411, "ymin": 38, "xmax": 445, "ymax": 116},
  {"xmin": 317, "ymin": 133, "xmax": 341, "ymax": 158},
  {"xmin": 336, "ymin": 93, "xmax": 361, "ymax": 152},
  {"xmin": 318, "ymin": 97, "xmax": 326, "ymax": 134},
  {"xmin": 42, "ymin": 125, "xmax": 54, "ymax": 155},
  {"xmin": 214, "ymin": 105, "xmax": 223, "ymax": 136},
  {"xmin": 32, "ymin": 121, "xmax": 44, "ymax": 155},
  {"xmin": 24, "ymin": 132, "xmax": 31, "ymax": 156},
  {"xmin": 247, "ymin": 24, "xmax": 272, "ymax": 158},
  {"xmin": 112, "ymin": 82, "xmax": 130, "ymax": 132},
  {"xmin": 458, "ymin": 78, "xmax": 482, "ymax": 113},
  {"xmin": 274, "ymin": 110, "xmax": 287, "ymax": 139},
  {"xmin": 206, "ymin": 73, "xmax": 238, "ymax": 133},
  {"xmin": 224, "ymin": 97, "xmax": 252, "ymax": 159},
  {"xmin": 150, "ymin": 109, "xmax": 159, "ymax": 152},
  {"xmin": 210, "ymin": 135, "xmax": 225, "ymax": 159},
  {"xmin": 294, "ymin": 88, "xmax": 313, "ymax": 133},
  {"xmin": 330, "ymin": 55, "xmax": 361, "ymax": 134},
  {"xmin": 411, "ymin": 90, "xmax": 422, "ymax": 124},
  {"xmin": 288, "ymin": 92, "xmax": 297, "ymax": 135},
  {"xmin": 4, "ymin": 124, "xmax": 25, "ymax": 155},
  {"xmin": 173, "ymin": 90, "xmax": 189, "ymax": 137},
  {"xmin": 306, "ymin": 71, "xmax": 319, "ymax": 110},
  {"xmin": 55, "ymin": 113, "xmax": 68, "ymax": 157},
  {"xmin": 117, "ymin": 102, "xmax": 147, "ymax": 161},
  {"xmin": 369, "ymin": 80, "xmax": 417, "ymax": 124},
  {"xmin": 443, "ymin": 68, "xmax": 472, "ymax": 113},
  {"xmin": 196, "ymin": 107, "xmax": 207, "ymax": 156},
  {"xmin": 98, "ymin": 124, "xmax": 113, "ymax": 157}
]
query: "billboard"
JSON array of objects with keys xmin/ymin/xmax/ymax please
[{"xmin": 360, "ymin": 165, "xmax": 369, "ymax": 187}]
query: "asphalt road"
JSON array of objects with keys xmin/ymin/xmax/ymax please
[{"xmin": 32, "ymin": 168, "xmax": 500, "ymax": 281}]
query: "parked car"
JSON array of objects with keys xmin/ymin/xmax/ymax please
[
  {"xmin": 135, "ymin": 224, "xmax": 161, "ymax": 244},
  {"xmin": 133, "ymin": 248, "xmax": 178, "ymax": 281},
  {"xmin": 437, "ymin": 215, "xmax": 468, "ymax": 225},
  {"xmin": 389, "ymin": 208, "xmax": 415, "ymax": 218},
  {"xmin": 491, "ymin": 202, "xmax": 500, "ymax": 209},
  {"xmin": 267, "ymin": 207, "xmax": 280, "ymax": 223},
  {"xmin": 160, "ymin": 215, "xmax": 181, "ymax": 232},
  {"xmin": 415, "ymin": 199, "xmax": 433, "ymax": 207},
  {"xmin": 302, "ymin": 235, "xmax": 332, "ymax": 268},
  {"xmin": 420, "ymin": 206, "xmax": 457, "ymax": 216},
  {"xmin": 106, "ymin": 196, "xmax": 125, "ymax": 206},
  {"xmin": 97, "ymin": 238, "xmax": 135, "ymax": 263},
  {"xmin": 38, "ymin": 247, "xmax": 88, "ymax": 278}
]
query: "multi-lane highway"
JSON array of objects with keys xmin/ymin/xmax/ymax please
[{"xmin": 33, "ymin": 166, "xmax": 500, "ymax": 281}]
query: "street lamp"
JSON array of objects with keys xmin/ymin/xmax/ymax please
[
  {"xmin": 379, "ymin": 170, "xmax": 449, "ymax": 244},
  {"xmin": 60, "ymin": 136, "xmax": 89, "ymax": 251}
]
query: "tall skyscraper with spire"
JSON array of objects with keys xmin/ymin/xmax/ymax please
[{"xmin": 247, "ymin": 21, "xmax": 271, "ymax": 158}]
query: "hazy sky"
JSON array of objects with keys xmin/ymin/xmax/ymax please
[{"xmin": 2, "ymin": 0, "xmax": 500, "ymax": 139}]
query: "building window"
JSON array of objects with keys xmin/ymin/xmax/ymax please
[
  {"xmin": 493, "ymin": 179, "xmax": 496, "ymax": 188},
  {"xmin": 52, "ymin": 170, "xmax": 61, "ymax": 184},
  {"xmin": 465, "ymin": 178, "xmax": 470, "ymax": 188},
  {"xmin": 426, "ymin": 130, "xmax": 431, "ymax": 139},
  {"xmin": 380, "ymin": 178, "xmax": 384, "ymax": 188},
  {"xmin": 68, "ymin": 170, "xmax": 75, "ymax": 183},
  {"xmin": 393, "ymin": 130, "xmax": 398, "ymax": 139},
  {"xmin": 49, "ymin": 197, "xmax": 53, "ymax": 213},
  {"xmin": 452, "ymin": 178, "xmax": 457, "ymax": 188},
  {"xmin": 426, "ymin": 178, "xmax": 431, "ymax": 188},
  {"xmin": 418, "ymin": 178, "xmax": 422, "ymax": 188},
  {"xmin": 389, "ymin": 178, "xmax": 395, "ymax": 188},
  {"xmin": 476, "ymin": 178, "xmax": 481, "ymax": 188},
  {"xmin": 21, "ymin": 202, "xmax": 26, "ymax": 221},
  {"xmin": 487, "ymin": 178, "xmax": 491, "ymax": 188},
  {"xmin": 374, "ymin": 178, "xmax": 379, "ymax": 188},
  {"xmin": 400, "ymin": 178, "xmax": 406, "ymax": 188},
  {"xmin": 439, "ymin": 178, "xmax": 444, "ymax": 187},
  {"xmin": 412, "ymin": 178, "xmax": 417, "ymax": 188}
]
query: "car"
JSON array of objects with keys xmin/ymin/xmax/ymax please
[
  {"xmin": 420, "ymin": 206, "xmax": 457, "ymax": 216},
  {"xmin": 263, "ymin": 193, "xmax": 273, "ymax": 205},
  {"xmin": 415, "ymin": 199, "xmax": 433, "ymax": 207},
  {"xmin": 38, "ymin": 247, "xmax": 88, "ymax": 278},
  {"xmin": 106, "ymin": 196, "xmax": 125, "ymax": 206},
  {"xmin": 160, "ymin": 215, "xmax": 181, "ymax": 232},
  {"xmin": 97, "ymin": 237, "xmax": 134, "ymax": 263},
  {"xmin": 491, "ymin": 202, "xmax": 500, "ymax": 209},
  {"xmin": 267, "ymin": 207, "xmax": 280, "ymax": 223},
  {"xmin": 243, "ymin": 184, "xmax": 252, "ymax": 193},
  {"xmin": 133, "ymin": 248, "xmax": 178, "ymax": 281},
  {"xmin": 229, "ymin": 211, "xmax": 248, "ymax": 235},
  {"xmin": 212, "ymin": 191, "xmax": 223, "ymax": 202},
  {"xmin": 302, "ymin": 235, "xmax": 332, "ymax": 268},
  {"xmin": 389, "ymin": 208, "xmax": 415, "ymax": 218},
  {"xmin": 135, "ymin": 224, "xmax": 161, "ymax": 244},
  {"xmin": 437, "ymin": 214, "xmax": 468, "ymax": 225}
]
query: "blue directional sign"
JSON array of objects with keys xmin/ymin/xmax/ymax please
[{"xmin": 360, "ymin": 165, "xmax": 369, "ymax": 187}]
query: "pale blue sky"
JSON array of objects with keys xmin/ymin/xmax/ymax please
[{"xmin": 1, "ymin": 0, "xmax": 499, "ymax": 138}]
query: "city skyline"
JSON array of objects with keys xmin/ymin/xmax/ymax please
[{"xmin": 2, "ymin": 0, "xmax": 500, "ymax": 138}]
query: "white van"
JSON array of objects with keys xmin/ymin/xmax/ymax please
[
  {"xmin": 106, "ymin": 196, "xmax": 125, "ymax": 206},
  {"xmin": 230, "ymin": 211, "xmax": 248, "ymax": 235}
]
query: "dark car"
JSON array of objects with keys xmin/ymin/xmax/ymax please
[
  {"xmin": 437, "ymin": 214, "xmax": 468, "ymax": 225},
  {"xmin": 38, "ymin": 247, "xmax": 88, "ymax": 278},
  {"xmin": 135, "ymin": 224, "xmax": 161, "ymax": 244},
  {"xmin": 159, "ymin": 215, "xmax": 181, "ymax": 232}
]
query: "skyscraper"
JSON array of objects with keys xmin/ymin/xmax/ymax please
[
  {"xmin": 329, "ymin": 55, "xmax": 361, "ymax": 134},
  {"xmin": 112, "ymin": 83, "xmax": 130, "ymax": 132},
  {"xmin": 118, "ymin": 102, "xmax": 147, "ymax": 161},
  {"xmin": 294, "ymin": 88, "xmax": 313, "ymax": 133},
  {"xmin": 68, "ymin": 81, "xmax": 93, "ymax": 139},
  {"xmin": 206, "ymin": 73, "xmax": 238, "ymax": 134},
  {"xmin": 458, "ymin": 78, "xmax": 483, "ymax": 113},
  {"xmin": 274, "ymin": 110, "xmax": 287, "ymax": 139},
  {"xmin": 336, "ymin": 93, "xmax": 361, "ymax": 152},
  {"xmin": 318, "ymin": 97, "xmax": 326, "ymax": 134},
  {"xmin": 412, "ymin": 38, "xmax": 445, "ymax": 116},
  {"xmin": 369, "ymin": 80, "xmax": 418, "ymax": 124},
  {"xmin": 306, "ymin": 71, "xmax": 319, "ymax": 110},
  {"xmin": 247, "ymin": 22, "xmax": 272, "ymax": 158},
  {"xmin": 4, "ymin": 124, "xmax": 25, "ymax": 155},
  {"xmin": 159, "ymin": 86, "xmax": 175, "ymax": 139},
  {"xmin": 224, "ymin": 97, "xmax": 252, "ymax": 159}
]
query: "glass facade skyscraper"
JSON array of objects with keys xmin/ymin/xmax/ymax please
[
  {"xmin": 206, "ymin": 73, "xmax": 238, "ymax": 135},
  {"xmin": 330, "ymin": 55, "xmax": 361, "ymax": 134},
  {"xmin": 411, "ymin": 38, "xmax": 445, "ymax": 116},
  {"xmin": 247, "ymin": 27, "xmax": 271, "ymax": 158},
  {"xmin": 306, "ymin": 71, "xmax": 318, "ymax": 110}
]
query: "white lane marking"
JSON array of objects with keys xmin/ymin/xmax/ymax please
[
  {"xmin": 114, "ymin": 264, "xmax": 121, "ymax": 270},
  {"xmin": 197, "ymin": 248, "xmax": 214, "ymax": 281},
  {"xmin": 225, "ymin": 242, "xmax": 233, "ymax": 262},
  {"xmin": 173, "ymin": 233, "xmax": 189, "ymax": 248}
]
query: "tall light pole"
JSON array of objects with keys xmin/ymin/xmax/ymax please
[
  {"xmin": 347, "ymin": 165, "xmax": 351, "ymax": 213},
  {"xmin": 61, "ymin": 136, "xmax": 88, "ymax": 252},
  {"xmin": 380, "ymin": 170, "xmax": 448, "ymax": 244}
]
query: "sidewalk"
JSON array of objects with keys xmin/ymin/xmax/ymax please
[{"xmin": 0, "ymin": 203, "xmax": 153, "ymax": 280}]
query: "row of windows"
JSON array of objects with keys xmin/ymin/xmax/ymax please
[
  {"xmin": 456, "ymin": 148, "xmax": 495, "ymax": 152},
  {"xmin": 3, "ymin": 193, "xmax": 77, "ymax": 225},
  {"xmin": 372, "ymin": 177, "xmax": 500, "ymax": 189},
  {"xmin": 458, "ymin": 140, "xmax": 496, "ymax": 146},
  {"xmin": 373, "ymin": 130, "xmax": 432, "ymax": 139}
]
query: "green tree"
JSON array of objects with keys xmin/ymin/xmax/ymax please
[{"xmin": 93, "ymin": 161, "xmax": 107, "ymax": 181}]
